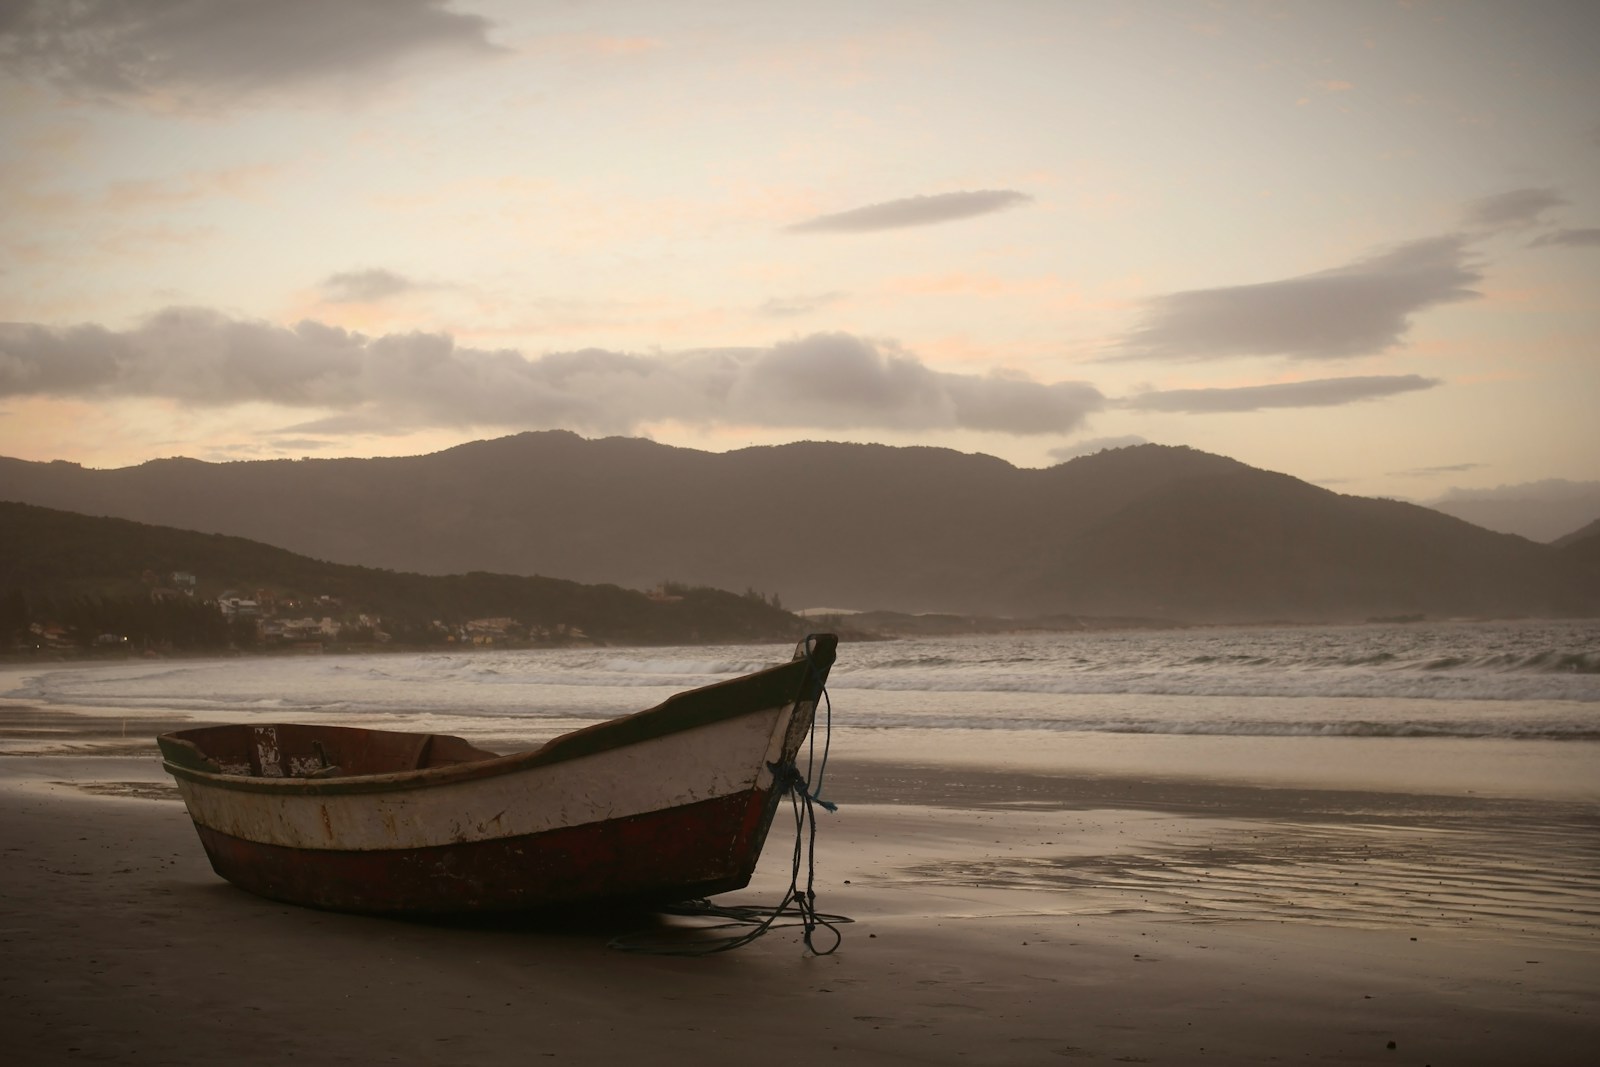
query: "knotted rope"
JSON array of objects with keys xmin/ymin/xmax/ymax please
[{"xmin": 610, "ymin": 636, "xmax": 850, "ymax": 956}]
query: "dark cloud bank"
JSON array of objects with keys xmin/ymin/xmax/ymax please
[
  {"xmin": 0, "ymin": 0, "xmax": 500, "ymax": 107},
  {"xmin": 787, "ymin": 191, "xmax": 1033, "ymax": 234},
  {"xmin": 0, "ymin": 311, "xmax": 1104, "ymax": 437},
  {"xmin": 1, "ymin": 303, "xmax": 1451, "ymax": 438}
]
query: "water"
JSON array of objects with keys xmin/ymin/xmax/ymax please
[{"xmin": 4, "ymin": 619, "xmax": 1597, "ymax": 798}]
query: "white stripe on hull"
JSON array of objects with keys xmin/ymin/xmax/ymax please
[{"xmin": 177, "ymin": 703, "xmax": 800, "ymax": 851}]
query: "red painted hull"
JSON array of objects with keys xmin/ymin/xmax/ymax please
[{"xmin": 193, "ymin": 789, "xmax": 774, "ymax": 914}]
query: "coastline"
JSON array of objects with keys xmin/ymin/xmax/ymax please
[{"xmin": 4, "ymin": 701, "xmax": 1596, "ymax": 1065}]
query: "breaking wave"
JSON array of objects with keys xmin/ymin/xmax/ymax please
[
  {"xmin": 840, "ymin": 711, "xmax": 1600, "ymax": 741},
  {"xmin": 3, "ymin": 620, "xmax": 1596, "ymax": 740},
  {"xmin": 832, "ymin": 620, "xmax": 1600, "ymax": 705}
]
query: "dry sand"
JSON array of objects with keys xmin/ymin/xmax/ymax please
[{"xmin": 2, "ymin": 703, "xmax": 1596, "ymax": 1065}]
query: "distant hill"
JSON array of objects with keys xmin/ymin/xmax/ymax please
[
  {"xmin": 0, "ymin": 500, "xmax": 802, "ymax": 647},
  {"xmin": 1553, "ymin": 517, "xmax": 1600, "ymax": 550},
  {"xmin": 1426, "ymin": 480, "xmax": 1600, "ymax": 542},
  {"xmin": 1555, "ymin": 522, "xmax": 1600, "ymax": 583},
  {"xmin": 2, "ymin": 434, "xmax": 1594, "ymax": 623}
]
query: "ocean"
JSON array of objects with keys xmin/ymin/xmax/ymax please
[{"xmin": 4, "ymin": 618, "xmax": 1596, "ymax": 801}]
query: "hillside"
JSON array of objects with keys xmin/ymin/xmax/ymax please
[
  {"xmin": 1556, "ymin": 521, "xmax": 1600, "ymax": 581},
  {"xmin": 0, "ymin": 500, "xmax": 803, "ymax": 649},
  {"xmin": 1427, "ymin": 483, "xmax": 1600, "ymax": 542},
  {"xmin": 2, "ymin": 435, "xmax": 1593, "ymax": 623},
  {"xmin": 1553, "ymin": 516, "xmax": 1600, "ymax": 550}
]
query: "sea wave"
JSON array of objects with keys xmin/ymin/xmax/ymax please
[
  {"xmin": 832, "ymin": 669, "xmax": 1600, "ymax": 703},
  {"xmin": 832, "ymin": 623, "xmax": 1600, "ymax": 703},
  {"xmin": 594, "ymin": 656, "xmax": 778, "ymax": 678},
  {"xmin": 843, "ymin": 714, "xmax": 1600, "ymax": 741},
  {"xmin": 5, "ymin": 621, "xmax": 1598, "ymax": 739}
]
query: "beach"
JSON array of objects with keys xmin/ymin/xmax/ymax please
[{"xmin": 4, "ymin": 677, "xmax": 1597, "ymax": 1066}]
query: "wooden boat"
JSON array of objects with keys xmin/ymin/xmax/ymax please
[{"xmin": 158, "ymin": 634, "xmax": 837, "ymax": 915}]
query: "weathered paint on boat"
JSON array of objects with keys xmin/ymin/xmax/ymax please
[{"xmin": 158, "ymin": 635, "xmax": 837, "ymax": 914}]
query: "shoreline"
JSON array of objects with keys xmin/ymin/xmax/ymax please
[
  {"xmin": 7, "ymin": 608, "xmax": 1596, "ymax": 668},
  {"xmin": 4, "ymin": 701, "xmax": 1597, "ymax": 1064}
]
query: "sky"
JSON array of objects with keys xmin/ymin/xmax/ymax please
[{"xmin": 1, "ymin": 0, "xmax": 1597, "ymax": 503}]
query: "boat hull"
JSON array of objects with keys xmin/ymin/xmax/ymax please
[
  {"xmin": 160, "ymin": 636, "xmax": 836, "ymax": 915},
  {"xmin": 190, "ymin": 789, "xmax": 773, "ymax": 914}
]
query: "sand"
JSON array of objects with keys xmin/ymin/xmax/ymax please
[{"xmin": 2, "ymin": 703, "xmax": 1596, "ymax": 1065}]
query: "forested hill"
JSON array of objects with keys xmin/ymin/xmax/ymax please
[
  {"xmin": 2, "ymin": 434, "xmax": 1595, "ymax": 623},
  {"xmin": 0, "ymin": 500, "xmax": 802, "ymax": 650}
]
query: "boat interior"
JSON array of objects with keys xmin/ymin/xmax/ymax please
[{"xmin": 159, "ymin": 723, "xmax": 504, "ymax": 779}]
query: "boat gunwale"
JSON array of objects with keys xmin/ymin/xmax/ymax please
[{"xmin": 159, "ymin": 639, "xmax": 833, "ymax": 798}]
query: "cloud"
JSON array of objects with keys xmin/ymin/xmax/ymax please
[
  {"xmin": 1118, "ymin": 236, "xmax": 1481, "ymax": 361},
  {"xmin": 757, "ymin": 292, "xmax": 846, "ymax": 317},
  {"xmin": 267, "ymin": 437, "xmax": 338, "ymax": 453},
  {"xmin": 1122, "ymin": 374, "xmax": 1441, "ymax": 413},
  {"xmin": 319, "ymin": 269, "xmax": 427, "ymax": 303},
  {"xmin": 0, "ymin": 311, "xmax": 1104, "ymax": 437},
  {"xmin": 0, "ymin": 309, "xmax": 367, "ymax": 407},
  {"xmin": 1528, "ymin": 227, "xmax": 1600, "ymax": 248},
  {"xmin": 786, "ymin": 190, "xmax": 1033, "ymax": 234},
  {"xmin": 0, "ymin": 0, "xmax": 501, "ymax": 109},
  {"xmin": 1431, "ymin": 478, "xmax": 1600, "ymax": 503},
  {"xmin": 276, "ymin": 413, "xmax": 392, "ymax": 435},
  {"xmin": 1048, "ymin": 436, "xmax": 1150, "ymax": 462},
  {"xmin": 1464, "ymin": 187, "xmax": 1567, "ymax": 229},
  {"xmin": 1390, "ymin": 462, "xmax": 1488, "ymax": 478}
]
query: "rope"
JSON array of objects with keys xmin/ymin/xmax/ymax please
[{"xmin": 609, "ymin": 635, "xmax": 851, "ymax": 956}]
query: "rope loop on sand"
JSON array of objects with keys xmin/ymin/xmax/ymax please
[{"xmin": 609, "ymin": 635, "xmax": 851, "ymax": 956}]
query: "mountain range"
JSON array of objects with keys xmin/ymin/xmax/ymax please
[{"xmin": 3, "ymin": 433, "xmax": 1596, "ymax": 623}]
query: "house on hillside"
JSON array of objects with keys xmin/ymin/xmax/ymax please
[
  {"xmin": 218, "ymin": 594, "xmax": 260, "ymax": 618},
  {"xmin": 464, "ymin": 617, "xmax": 518, "ymax": 646},
  {"xmin": 261, "ymin": 616, "xmax": 340, "ymax": 643},
  {"xmin": 29, "ymin": 622, "xmax": 75, "ymax": 650}
]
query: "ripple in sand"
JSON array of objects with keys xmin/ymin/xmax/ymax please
[{"xmin": 894, "ymin": 818, "xmax": 1600, "ymax": 942}]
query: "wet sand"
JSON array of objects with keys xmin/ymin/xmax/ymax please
[{"xmin": 3, "ymin": 703, "xmax": 1597, "ymax": 1065}]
